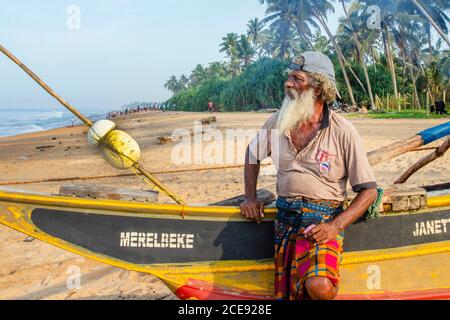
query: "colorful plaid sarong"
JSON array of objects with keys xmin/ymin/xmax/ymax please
[{"xmin": 274, "ymin": 197, "xmax": 344, "ymax": 300}]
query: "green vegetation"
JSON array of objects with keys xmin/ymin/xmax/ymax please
[
  {"xmin": 347, "ymin": 109, "xmax": 450, "ymax": 119},
  {"xmin": 165, "ymin": 0, "xmax": 450, "ymax": 113},
  {"xmin": 168, "ymin": 58, "xmax": 288, "ymax": 112}
]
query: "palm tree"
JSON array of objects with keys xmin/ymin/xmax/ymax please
[
  {"xmin": 339, "ymin": 2, "xmax": 379, "ymax": 109},
  {"xmin": 269, "ymin": 21, "xmax": 301, "ymax": 59},
  {"xmin": 311, "ymin": 29, "xmax": 330, "ymax": 53},
  {"xmin": 220, "ymin": 33, "xmax": 239, "ymax": 60},
  {"xmin": 400, "ymin": 0, "xmax": 449, "ymax": 109},
  {"xmin": 362, "ymin": 0, "xmax": 402, "ymax": 108},
  {"xmin": 189, "ymin": 64, "xmax": 207, "ymax": 86},
  {"xmin": 392, "ymin": 12, "xmax": 427, "ymax": 109},
  {"xmin": 205, "ymin": 62, "xmax": 228, "ymax": 78},
  {"xmin": 236, "ymin": 35, "xmax": 256, "ymax": 68},
  {"xmin": 178, "ymin": 74, "xmax": 189, "ymax": 90},
  {"xmin": 164, "ymin": 76, "xmax": 180, "ymax": 94},
  {"xmin": 410, "ymin": 0, "xmax": 450, "ymax": 49},
  {"xmin": 259, "ymin": 0, "xmax": 358, "ymax": 107},
  {"xmin": 247, "ymin": 18, "xmax": 266, "ymax": 48},
  {"xmin": 260, "ymin": 0, "xmax": 298, "ymax": 59},
  {"xmin": 309, "ymin": 0, "xmax": 358, "ymax": 107}
]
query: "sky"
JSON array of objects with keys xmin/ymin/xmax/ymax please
[
  {"xmin": 0, "ymin": 0, "xmax": 346, "ymax": 113},
  {"xmin": 1, "ymin": 1, "xmax": 443, "ymax": 113}
]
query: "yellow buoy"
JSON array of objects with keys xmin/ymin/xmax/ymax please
[
  {"xmin": 99, "ymin": 130, "xmax": 141, "ymax": 169},
  {"xmin": 87, "ymin": 120, "xmax": 116, "ymax": 145}
]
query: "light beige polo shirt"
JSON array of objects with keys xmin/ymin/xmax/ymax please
[{"xmin": 248, "ymin": 106, "xmax": 377, "ymax": 201}]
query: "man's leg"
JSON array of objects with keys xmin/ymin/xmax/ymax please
[{"xmin": 305, "ymin": 276, "xmax": 338, "ymax": 300}]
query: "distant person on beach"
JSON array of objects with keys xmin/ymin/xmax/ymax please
[
  {"xmin": 207, "ymin": 101, "xmax": 215, "ymax": 112},
  {"xmin": 240, "ymin": 52, "xmax": 378, "ymax": 300},
  {"xmin": 435, "ymin": 99, "xmax": 447, "ymax": 115}
]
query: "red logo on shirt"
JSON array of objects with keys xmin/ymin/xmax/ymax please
[{"xmin": 315, "ymin": 149, "xmax": 335, "ymax": 174}]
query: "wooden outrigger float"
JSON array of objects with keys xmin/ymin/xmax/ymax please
[{"xmin": 0, "ymin": 45, "xmax": 449, "ymax": 300}]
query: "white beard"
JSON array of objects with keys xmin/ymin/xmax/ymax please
[{"xmin": 276, "ymin": 88, "xmax": 316, "ymax": 134}]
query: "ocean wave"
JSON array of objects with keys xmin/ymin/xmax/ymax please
[
  {"xmin": 0, "ymin": 109, "xmax": 108, "ymax": 137},
  {"xmin": 0, "ymin": 124, "xmax": 45, "ymax": 137}
]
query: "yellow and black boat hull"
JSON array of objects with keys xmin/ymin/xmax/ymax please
[{"xmin": 0, "ymin": 189, "xmax": 449, "ymax": 300}]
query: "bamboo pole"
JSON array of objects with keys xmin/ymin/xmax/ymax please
[
  {"xmin": 0, "ymin": 44, "xmax": 185, "ymax": 204},
  {"xmin": 395, "ymin": 138, "xmax": 450, "ymax": 184}
]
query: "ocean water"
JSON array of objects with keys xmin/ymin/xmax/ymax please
[{"xmin": 0, "ymin": 108, "xmax": 109, "ymax": 137}]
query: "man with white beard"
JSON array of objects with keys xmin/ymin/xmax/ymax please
[{"xmin": 241, "ymin": 52, "xmax": 378, "ymax": 300}]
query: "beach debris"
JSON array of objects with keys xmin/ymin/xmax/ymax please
[
  {"xmin": 332, "ymin": 103, "xmax": 360, "ymax": 113},
  {"xmin": 52, "ymin": 137, "xmax": 57, "ymax": 140},
  {"xmin": 201, "ymin": 116, "xmax": 217, "ymax": 125},
  {"xmin": 36, "ymin": 145, "xmax": 55, "ymax": 151},
  {"xmin": 23, "ymin": 236, "xmax": 35, "ymax": 242},
  {"xmin": 41, "ymin": 276, "xmax": 51, "ymax": 286},
  {"xmin": 19, "ymin": 155, "xmax": 30, "ymax": 160},
  {"xmin": 59, "ymin": 184, "xmax": 159, "ymax": 203},
  {"xmin": 156, "ymin": 136, "xmax": 174, "ymax": 145},
  {"xmin": 257, "ymin": 108, "xmax": 278, "ymax": 113}
]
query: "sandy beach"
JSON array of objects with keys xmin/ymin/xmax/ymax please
[{"xmin": 0, "ymin": 111, "xmax": 448, "ymax": 300}]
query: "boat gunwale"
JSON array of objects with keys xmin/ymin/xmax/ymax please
[{"xmin": 1, "ymin": 189, "xmax": 450, "ymax": 218}]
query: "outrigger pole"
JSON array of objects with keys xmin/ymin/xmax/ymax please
[
  {"xmin": 367, "ymin": 121, "xmax": 450, "ymax": 166},
  {"xmin": 0, "ymin": 44, "xmax": 185, "ymax": 205}
]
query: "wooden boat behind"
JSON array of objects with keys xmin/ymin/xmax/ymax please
[{"xmin": 0, "ymin": 185, "xmax": 449, "ymax": 300}]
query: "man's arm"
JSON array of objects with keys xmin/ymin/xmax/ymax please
[
  {"xmin": 240, "ymin": 147, "xmax": 264, "ymax": 223},
  {"xmin": 305, "ymin": 188, "xmax": 377, "ymax": 244}
]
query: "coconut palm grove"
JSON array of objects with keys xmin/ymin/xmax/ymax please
[{"xmin": 164, "ymin": 0, "xmax": 449, "ymax": 115}]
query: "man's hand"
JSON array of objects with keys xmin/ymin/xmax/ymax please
[
  {"xmin": 304, "ymin": 222, "xmax": 340, "ymax": 244},
  {"xmin": 240, "ymin": 198, "xmax": 265, "ymax": 223}
]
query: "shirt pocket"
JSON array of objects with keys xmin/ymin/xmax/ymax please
[{"xmin": 312, "ymin": 147, "xmax": 343, "ymax": 182}]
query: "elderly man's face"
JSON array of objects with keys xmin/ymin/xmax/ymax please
[{"xmin": 285, "ymin": 70, "xmax": 313, "ymax": 99}]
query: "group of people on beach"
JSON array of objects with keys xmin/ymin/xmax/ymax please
[{"xmin": 107, "ymin": 103, "xmax": 166, "ymax": 119}]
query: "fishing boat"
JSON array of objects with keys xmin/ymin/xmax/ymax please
[
  {"xmin": 1, "ymin": 181, "xmax": 450, "ymax": 300},
  {"xmin": 0, "ymin": 44, "xmax": 449, "ymax": 300}
]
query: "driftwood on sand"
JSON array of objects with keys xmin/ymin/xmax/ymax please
[
  {"xmin": 156, "ymin": 117, "xmax": 216, "ymax": 145},
  {"xmin": 201, "ymin": 116, "xmax": 217, "ymax": 125},
  {"xmin": 60, "ymin": 184, "xmax": 159, "ymax": 203}
]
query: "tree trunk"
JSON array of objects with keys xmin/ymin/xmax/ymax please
[
  {"xmin": 315, "ymin": 12, "xmax": 357, "ymax": 107},
  {"xmin": 382, "ymin": 25, "xmax": 400, "ymax": 108},
  {"xmin": 359, "ymin": 50, "xmax": 376, "ymax": 110},
  {"xmin": 339, "ymin": 0, "xmax": 368, "ymax": 95},
  {"xmin": 409, "ymin": 67, "xmax": 421, "ymax": 109},
  {"xmin": 411, "ymin": 0, "xmax": 450, "ymax": 47},
  {"xmin": 427, "ymin": 23, "xmax": 433, "ymax": 64},
  {"xmin": 349, "ymin": 28, "xmax": 376, "ymax": 109}
]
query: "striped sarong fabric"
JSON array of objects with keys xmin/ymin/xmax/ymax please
[{"xmin": 274, "ymin": 197, "xmax": 344, "ymax": 300}]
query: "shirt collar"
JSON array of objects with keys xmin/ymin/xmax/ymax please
[{"xmin": 321, "ymin": 103, "xmax": 330, "ymax": 129}]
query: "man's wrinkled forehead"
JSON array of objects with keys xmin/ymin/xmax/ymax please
[{"xmin": 287, "ymin": 69, "xmax": 310, "ymax": 79}]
